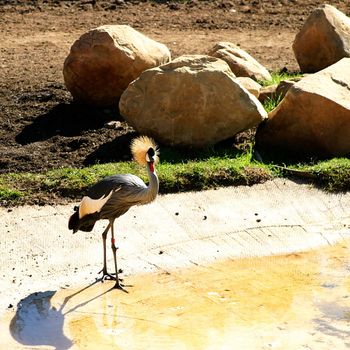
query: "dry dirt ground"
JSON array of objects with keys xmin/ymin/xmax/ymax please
[{"xmin": 1, "ymin": 0, "xmax": 349, "ymax": 175}]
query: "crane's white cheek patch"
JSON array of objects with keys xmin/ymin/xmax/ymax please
[{"xmin": 78, "ymin": 190, "xmax": 115, "ymax": 219}]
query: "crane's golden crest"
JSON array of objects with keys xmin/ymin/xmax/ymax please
[{"xmin": 131, "ymin": 136, "xmax": 159, "ymax": 166}]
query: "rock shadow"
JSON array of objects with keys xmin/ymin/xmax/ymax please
[
  {"xmin": 16, "ymin": 103, "xmax": 120, "ymax": 145},
  {"xmin": 84, "ymin": 131, "xmax": 138, "ymax": 165},
  {"xmin": 84, "ymin": 134, "xmax": 245, "ymax": 166}
]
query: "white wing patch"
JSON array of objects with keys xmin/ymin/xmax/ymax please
[{"xmin": 78, "ymin": 189, "xmax": 117, "ymax": 219}]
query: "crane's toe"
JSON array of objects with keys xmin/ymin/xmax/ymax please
[{"xmin": 114, "ymin": 281, "xmax": 130, "ymax": 293}]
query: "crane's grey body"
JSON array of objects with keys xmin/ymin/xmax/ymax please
[
  {"xmin": 68, "ymin": 143, "xmax": 159, "ymax": 292},
  {"xmin": 87, "ymin": 167, "xmax": 159, "ymax": 221}
]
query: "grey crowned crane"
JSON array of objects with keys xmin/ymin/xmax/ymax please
[{"xmin": 68, "ymin": 136, "xmax": 159, "ymax": 291}]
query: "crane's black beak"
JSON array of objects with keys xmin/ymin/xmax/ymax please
[{"xmin": 145, "ymin": 155, "xmax": 153, "ymax": 163}]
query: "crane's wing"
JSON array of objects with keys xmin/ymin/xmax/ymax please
[
  {"xmin": 78, "ymin": 189, "xmax": 117, "ymax": 219},
  {"xmin": 87, "ymin": 174, "xmax": 147, "ymax": 199}
]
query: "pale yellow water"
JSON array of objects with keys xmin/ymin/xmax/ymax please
[{"xmin": 2, "ymin": 240, "xmax": 350, "ymax": 349}]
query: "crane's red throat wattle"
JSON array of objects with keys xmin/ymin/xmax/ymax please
[{"xmin": 149, "ymin": 162, "xmax": 154, "ymax": 172}]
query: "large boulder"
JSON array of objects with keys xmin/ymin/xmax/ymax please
[
  {"xmin": 119, "ymin": 55, "xmax": 267, "ymax": 147},
  {"xmin": 293, "ymin": 5, "xmax": 350, "ymax": 73},
  {"xmin": 208, "ymin": 42, "xmax": 272, "ymax": 81},
  {"xmin": 63, "ymin": 25, "xmax": 171, "ymax": 106},
  {"xmin": 255, "ymin": 58, "xmax": 350, "ymax": 158}
]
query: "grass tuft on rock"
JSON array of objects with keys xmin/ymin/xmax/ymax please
[
  {"xmin": 258, "ymin": 71, "xmax": 303, "ymax": 87},
  {"xmin": 262, "ymin": 93, "xmax": 284, "ymax": 113}
]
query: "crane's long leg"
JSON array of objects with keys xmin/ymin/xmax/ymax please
[
  {"xmin": 110, "ymin": 222, "xmax": 128, "ymax": 292},
  {"xmin": 102, "ymin": 223, "xmax": 111, "ymax": 275},
  {"xmin": 98, "ymin": 223, "xmax": 115, "ymax": 282}
]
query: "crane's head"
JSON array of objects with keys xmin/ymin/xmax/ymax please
[{"xmin": 131, "ymin": 135, "xmax": 159, "ymax": 172}]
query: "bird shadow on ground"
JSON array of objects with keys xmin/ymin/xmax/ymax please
[
  {"xmin": 9, "ymin": 281, "xmax": 115, "ymax": 350},
  {"xmin": 9, "ymin": 290, "xmax": 73, "ymax": 350},
  {"xmin": 15, "ymin": 102, "xmax": 120, "ymax": 145}
]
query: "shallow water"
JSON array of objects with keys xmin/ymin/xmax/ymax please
[{"xmin": 2, "ymin": 240, "xmax": 350, "ymax": 349}]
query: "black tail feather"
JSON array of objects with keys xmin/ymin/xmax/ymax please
[
  {"xmin": 68, "ymin": 211, "xmax": 80, "ymax": 233},
  {"xmin": 68, "ymin": 211, "xmax": 98, "ymax": 233}
]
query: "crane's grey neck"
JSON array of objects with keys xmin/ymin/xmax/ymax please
[{"xmin": 142, "ymin": 164, "xmax": 159, "ymax": 204}]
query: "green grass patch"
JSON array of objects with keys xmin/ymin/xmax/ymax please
[
  {"xmin": 0, "ymin": 150, "xmax": 275, "ymax": 205},
  {"xmin": 0, "ymin": 187, "xmax": 23, "ymax": 201},
  {"xmin": 291, "ymin": 158, "xmax": 350, "ymax": 192},
  {"xmin": 159, "ymin": 151, "xmax": 272, "ymax": 193},
  {"xmin": 1, "ymin": 150, "xmax": 349, "ymax": 206}
]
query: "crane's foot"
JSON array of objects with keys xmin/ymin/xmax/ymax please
[{"xmin": 114, "ymin": 281, "xmax": 129, "ymax": 293}]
